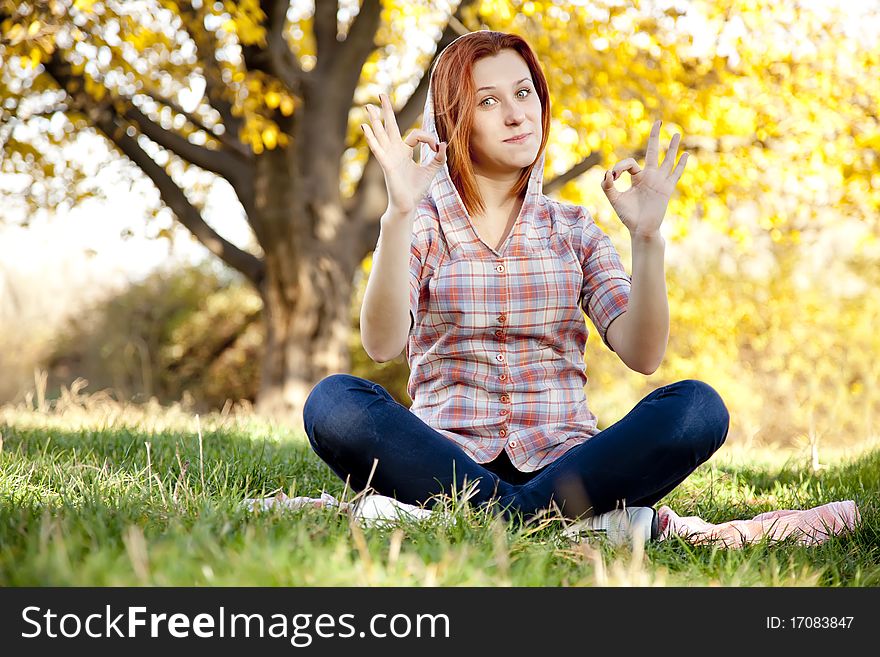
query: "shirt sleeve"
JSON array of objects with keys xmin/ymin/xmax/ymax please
[{"xmin": 579, "ymin": 209, "xmax": 631, "ymax": 352}]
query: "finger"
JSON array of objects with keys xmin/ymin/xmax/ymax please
[
  {"xmin": 403, "ymin": 129, "xmax": 437, "ymax": 164},
  {"xmin": 403, "ymin": 129, "xmax": 438, "ymax": 151},
  {"xmin": 660, "ymin": 133, "xmax": 681, "ymax": 174},
  {"xmin": 361, "ymin": 122, "xmax": 387, "ymax": 168},
  {"xmin": 610, "ymin": 158, "xmax": 641, "ymax": 181},
  {"xmin": 379, "ymin": 93, "xmax": 402, "ymax": 142},
  {"xmin": 670, "ymin": 151, "xmax": 689, "ymax": 185},
  {"xmin": 644, "ymin": 119, "xmax": 661, "ymax": 169},
  {"xmin": 365, "ymin": 103, "xmax": 390, "ymax": 150}
]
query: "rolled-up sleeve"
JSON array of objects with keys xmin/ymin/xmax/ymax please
[{"xmin": 579, "ymin": 209, "xmax": 631, "ymax": 352}]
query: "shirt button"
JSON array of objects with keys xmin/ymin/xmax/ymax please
[
  {"xmin": 500, "ymin": 409, "xmax": 509, "ymax": 416},
  {"xmin": 500, "ymin": 395, "xmax": 510, "ymax": 403},
  {"xmin": 499, "ymin": 374, "xmax": 507, "ymax": 381},
  {"xmin": 496, "ymin": 354, "xmax": 505, "ymax": 362},
  {"xmin": 495, "ymin": 265, "xmax": 505, "ymax": 273},
  {"xmin": 499, "ymin": 429, "xmax": 507, "ymax": 437},
  {"xmin": 494, "ymin": 330, "xmax": 504, "ymax": 338},
  {"xmin": 497, "ymin": 315, "xmax": 506, "ymax": 324},
  {"xmin": 509, "ymin": 440, "xmax": 517, "ymax": 448}
]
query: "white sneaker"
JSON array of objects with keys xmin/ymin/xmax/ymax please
[
  {"xmin": 351, "ymin": 494, "xmax": 435, "ymax": 528},
  {"xmin": 561, "ymin": 506, "xmax": 659, "ymax": 548}
]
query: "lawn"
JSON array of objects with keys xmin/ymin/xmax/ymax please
[{"xmin": 1, "ymin": 399, "xmax": 877, "ymax": 586}]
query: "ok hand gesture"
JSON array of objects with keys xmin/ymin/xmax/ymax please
[
  {"xmin": 361, "ymin": 93, "xmax": 447, "ymax": 216},
  {"xmin": 601, "ymin": 120, "xmax": 689, "ymax": 238}
]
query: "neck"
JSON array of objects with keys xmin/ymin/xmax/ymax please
[{"xmin": 472, "ymin": 168, "xmax": 523, "ymax": 217}]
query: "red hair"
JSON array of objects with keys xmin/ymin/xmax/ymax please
[{"xmin": 430, "ymin": 31, "xmax": 551, "ymax": 218}]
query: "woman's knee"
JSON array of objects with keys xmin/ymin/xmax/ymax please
[
  {"xmin": 679, "ymin": 379, "xmax": 729, "ymax": 451},
  {"xmin": 656, "ymin": 379, "xmax": 729, "ymax": 456},
  {"xmin": 302, "ymin": 374, "xmax": 376, "ymax": 449}
]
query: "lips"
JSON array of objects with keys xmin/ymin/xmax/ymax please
[{"xmin": 504, "ymin": 133, "xmax": 531, "ymax": 143}]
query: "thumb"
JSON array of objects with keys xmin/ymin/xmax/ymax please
[{"xmin": 428, "ymin": 141, "xmax": 447, "ymax": 168}]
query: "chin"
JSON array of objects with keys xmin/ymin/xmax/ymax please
[
  {"xmin": 477, "ymin": 148, "xmax": 539, "ymax": 173},
  {"xmin": 514, "ymin": 149, "xmax": 540, "ymax": 167}
]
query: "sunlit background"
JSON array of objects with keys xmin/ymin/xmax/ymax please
[{"xmin": 2, "ymin": 0, "xmax": 879, "ymax": 454}]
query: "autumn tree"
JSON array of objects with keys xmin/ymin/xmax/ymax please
[
  {"xmin": 2, "ymin": 0, "xmax": 877, "ymax": 429},
  {"xmin": 2, "ymin": 0, "xmax": 500, "ymax": 420}
]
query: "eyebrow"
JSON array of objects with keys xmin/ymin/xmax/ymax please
[{"xmin": 476, "ymin": 77, "xmax": 532, "ymax": 92}]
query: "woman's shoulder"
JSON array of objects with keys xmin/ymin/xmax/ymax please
[
  {"xmin": 539, "ymin": 196, "xmax": 593, "ymax": 243},
  {"xmin": 411, "ymin": 197, "xmax": 444, "ymax": 263},
  {"xmin": 542, "ymin": 196, "xmax": 592, "ymax": 224}
]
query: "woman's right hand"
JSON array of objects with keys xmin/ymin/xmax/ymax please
[{"xmin": 361, "ymin": 93, "xmax": 447, "ymax": 217}]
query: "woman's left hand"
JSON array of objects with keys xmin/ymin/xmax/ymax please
[{"xmin": 601, "ymin": 120, "xmax": 689, "ymax": 238}]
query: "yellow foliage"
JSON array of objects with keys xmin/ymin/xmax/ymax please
[
  {"xmin": 261, "ymin": 126, "xmax": 277, "ymax": 150},
  {"xmin": 349, "ymin": 0, "xmax": 880, "ymax": 448},
  {"xmin": 279, "ymin": 96, "xmax": 294, "ymax": 116},
  {"xmin": 221, "ymin": 0, "xmax": 267, "ymax": 47},
  {"xmin": 264, "ymin": 91, "xmax": 280, "ymax": 109},
  {"xmin": 3, "ymin": 0, "xmax": 879, "ymax": 447}
]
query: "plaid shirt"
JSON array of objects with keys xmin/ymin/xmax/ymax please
[{"xmin": 402, "ymin": 61, "xmax": 631, "ymax": 472}]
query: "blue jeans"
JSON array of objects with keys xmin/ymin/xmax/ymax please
[{"xmin": 303, "ymin": 375, "xmax": 729, "ymax": 521}]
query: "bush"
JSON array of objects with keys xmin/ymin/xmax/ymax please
[{"xmin": 47, "ymin": 265, "xmax": 263, "ymax": 411}]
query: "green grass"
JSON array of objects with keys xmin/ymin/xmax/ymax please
[{"xmin": 1, "ymin": 402, "xmax": 878, "ymax": 586}]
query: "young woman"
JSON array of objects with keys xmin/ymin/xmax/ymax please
[{"xmin": 303, "ymin": 31, "xmax": 729, "ymax": 540}]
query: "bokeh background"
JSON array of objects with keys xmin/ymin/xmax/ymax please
[{"xmin": 2, "ymin": 0, "xmax": 878, "ymax": 452}]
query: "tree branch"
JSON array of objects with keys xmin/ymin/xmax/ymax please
[
  {"xmin": 122, "ymin": 102, "xmax": 244, "ymax": 183},
  {"xmin": 267, "ymin": 0, "xmax": 306, "ymax": 93},
  {"xmin": 41, "ymin": 51, "xmax": 264, "ymax": 286},
  {"xmin": 543, "ymin": 151, "xmax": 602, "ymax": 195},
  {"xmin": 293, "ymin": 0, "xmax": 384, "ymax": 220},
  {"xmin": 386, "ymin": 0, "xmax": 479, "ymax": 142},
  {"xmin": 105, "ymin": 114, "xmax": 264, "ymax": 286},
  {"xmin": 140, "ymin": 88, "xmax": 250, "ymax": 159},
  {"xmin": 42, "ymin": 47, "xmax": 253, "ymax": 204},
  {"xmin": 178, "ymin": 2, "xmax": 246, "ymax": 152},
  {"xmin": 315, "ymin": 0, "xmax": 382, "ymax": 96},
  {"xmin": 175, "ymin": 2, "xmax": 257, "ymax": 219},
  {"xmin": 312, "ymin": 0, "xmax": 341, "ymax": 71},
  {"xmin": 240, "ymin": 0, "xmax": 305, "ymax": 94}
]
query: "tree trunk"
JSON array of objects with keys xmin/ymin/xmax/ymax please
[
  {"xmin": 256, "ymin": 248, "xmax": 358, "ymax": 425},
  {"xmin": 251, "ymin": 147, "xmax": 360, "ymax": 426}
]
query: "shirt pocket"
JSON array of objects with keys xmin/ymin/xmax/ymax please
[
  {"xmin": 430, "ymin": 257, "xmax": 501, "ymax": 338},
  {"xmin": 506, "ymin": 247, "xmax": 584, "ymax": 344}
]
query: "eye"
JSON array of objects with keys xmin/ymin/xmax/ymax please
[{"xmin": 479, "ymin": 87, "xmax": 532, "ymax": 107}]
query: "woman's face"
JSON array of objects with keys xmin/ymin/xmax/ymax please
[{"xmin": 469, "ymin": 49, "xmax": 543, "ymax": 178}]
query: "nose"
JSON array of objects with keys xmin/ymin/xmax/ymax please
[{"xmin": 502, "ymin": 100, "xmax": 526, "ymax": 125}]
